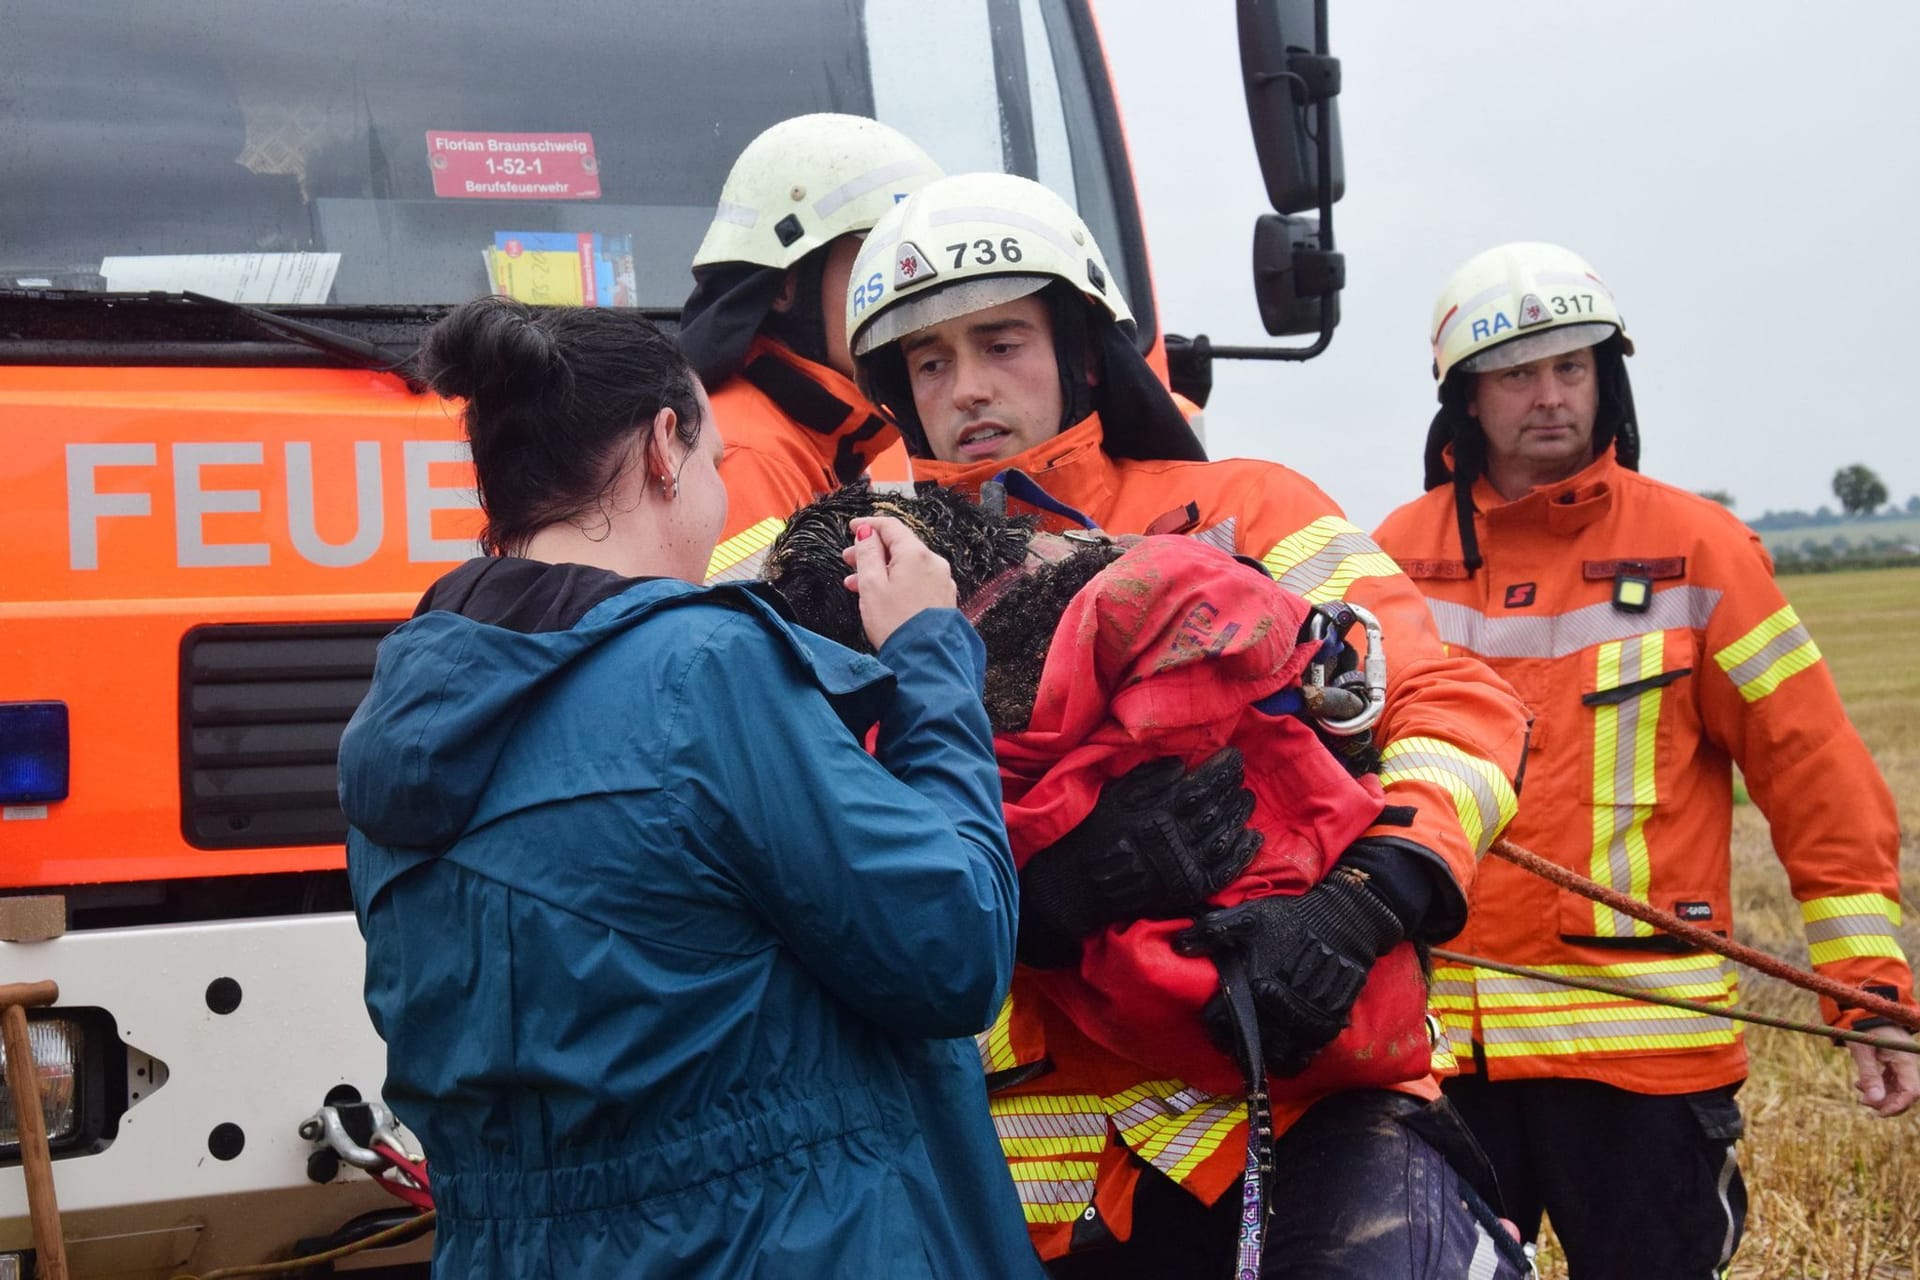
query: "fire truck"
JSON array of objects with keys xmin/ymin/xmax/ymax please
[{"xmin": 0, "ymin": 0, "xmax": 1343, "ymax": 1271}]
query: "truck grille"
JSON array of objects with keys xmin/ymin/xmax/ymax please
[{"xmin": 179, "ymin": 622, "xmax": 400, "ymax": 849}]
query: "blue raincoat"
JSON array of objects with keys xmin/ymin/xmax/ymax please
[{"xmin": 340, "ymin": 565, "xmax": 1040, "ymax": 1278}]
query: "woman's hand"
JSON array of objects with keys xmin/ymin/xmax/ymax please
[{"xmin": 841, "ymin": 516, "xmax": 957, "ymax": 650}]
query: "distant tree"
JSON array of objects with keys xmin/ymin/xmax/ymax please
[
  {"xmin": 1906, "ymin": 494, "xmax": 1920, "ymax": 515},
  {"xmin": 1815, "ymin": 505, "xmax": 1838, "ymax": 524},
  {"xmin": 1833, "ymin": 464, "xmax": 1889, "ymax": 516},
  {"xmin": 1696, "ymin": 489, "xmax": 1736, "ymax": 509}
]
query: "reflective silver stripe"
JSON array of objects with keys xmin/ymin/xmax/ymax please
[
  {"xmin": 1427, "ymin": 587, "xmax": 1722, "ymax": 659},
  {"xmin": 1014, "ymin": 1175, "xmax": 1098, "ymax": 1207},
  {"xmin": 1435, "ymin": 281, "xmax": 1512, "ymax": 348},
  {"xmin": 1803, "ymin": 914, "xmax": 1900, "ymax": 946},
  {"xmin": 1109, "ymin": 1087, "xmax": 1211, "ymax": 1131},
  {"xmin": 1721, "ymin": 620, "xmax": 1814, "ymax": 690},
  {"xmin": 812, "ymin": 158, "xmax": 932, "ymax": 219},
  {"xmin": 927, "ymin": 203, "xmax": 1079, "ymax": 255},
  {"xmin": 1271, "ymin": 530, "xmax": 1383, "ymax": 596},
  {"xmin": 1466, "ymin": 1228, "xmax": 1502, "ymax": 1280},
  {"xmin": 1378, "ymin": 745, "xmax": 1506, "ymax": 854},
  {"xmin": 712, "ymin": 199, "xmax": 757, "ymax": 229},
  {"xmin": 993, "ymin": 1111, "xmax": 1107, "ymax": 1141},
  {"xmin": 1192, "ymin": 518, "xmax": 1237, "ymax": 556},
  {"xmin": 1714, "ymin": 1142, "xmax": 1740, "ymax": 1269},
  {"xmin": 1474, "ymin": 963, "xmax": 1731, "ymax": 1001},
  {"xmin": 1483, "ymin": 1014, "xmax": 1734, "ymax": 1045}
]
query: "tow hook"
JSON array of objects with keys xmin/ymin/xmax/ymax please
[{"xmin": 299, "ymin": 1097, "xmax": 417, "ymax": 1181}]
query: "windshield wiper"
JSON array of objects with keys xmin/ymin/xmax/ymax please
[{"xmin": 179, "ymin": 291, "xmax": 422, "ymax": 387}]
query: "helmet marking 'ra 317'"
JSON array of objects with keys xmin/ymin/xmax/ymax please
[
  {"xmin": 1429, "ymin": 241, "xmax": 1633, "ymax": 384},
  {"xmin": 692, "ymin": 114, "xmax": 942, "ymax": 273},
  {"xmin": 845, "ymin": 171, "xmax": 1130, "ymax": 358}
]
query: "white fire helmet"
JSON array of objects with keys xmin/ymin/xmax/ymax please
[
  {"xmin": 1430, "ymin": 241, "xmax": 1633, "ymax": 383},
  {"xmin": 692, "ymin": 114, "xmax": 942, "ymax": 272},
  {"xmin": 845, "ymin": 171, "xmax": 1129, "ymax": 359}
]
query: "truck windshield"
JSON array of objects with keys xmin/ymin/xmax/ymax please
[{"xmin": 0, "ymin": 0, "xmax": 1142, "ymax": 323}]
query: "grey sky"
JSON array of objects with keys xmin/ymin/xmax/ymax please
[{"xmin": 1096, "ymin": 2, "xmax": 1920, "ymax": 528}]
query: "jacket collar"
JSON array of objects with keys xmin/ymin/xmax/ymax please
[
  {"xmin": 738, "ymin": 337, "xmax": 896, "ymax": 485},
  {"xmin": 910, "ymin": 415, "xmax": 1118, "ymax": 515},
  {"xmin": 1477, "ymin": 449, "xmax": 1618, "ymax": 536}
]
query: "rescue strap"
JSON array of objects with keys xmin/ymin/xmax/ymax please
[
  {"xmin": 1216, "ymin": 952, "xmax": 1273, "ymax": 1280},
  {"xmin": 1431, "ymin": 948, "xmax": 1920, "ymax": 1056},
  {"xmin": 173, "ymin": 1210, "xmax": 436, "ymax": 1279},
  {"xmin": 990, "ymin": 468, "xmax": 1102, "ymax": 529},
  {"xmin": 1489, "ymin": 838, "xmax": 1920, "ymax": 1034}
]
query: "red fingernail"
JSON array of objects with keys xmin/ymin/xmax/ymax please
[{"xmin": 856, "ymin": 525, "xmax": 873, "ymax": 541}]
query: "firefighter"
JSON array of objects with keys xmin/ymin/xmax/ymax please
[
  {"xmin": 680, "ymin": 113, "xmax": 940, "ymax": 582},
  {"xmin": 1373, "ymin": 241, "xmax": 1920, "ymax": 1279},
  {"xmin": 845, "ymin": 171, "xmax": 1535, "ymax": 1277}
]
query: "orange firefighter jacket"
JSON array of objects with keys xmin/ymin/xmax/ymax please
[
  {"xmin": 705, "ymin": 338, "xmax": 899, "ymax": 582},
  {"xmin": 1374, "ymin": 448, "xmax": 1912, "ymax": 1095},
  {"xmin": 917, "ymin": 415, "xmax": 1530, "ymax": 1256}
]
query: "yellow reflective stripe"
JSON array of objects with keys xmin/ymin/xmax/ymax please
[
  {"xmin": 1809, "ymin": 935, "xmax": 1908, "ymax": 965},
  {"xmin": 1802, "ymin": 894, "xmax": 1906, "ymax": 965},
  {"xmin": 705, "ymin": 516, "xmax": 784, "ymax": 580},
  {"xmin": 976, "ymin": 995, "xmax": 1020, "ymax": 1074},
  {"xmin": 1259, "ymin": 518, "xmax": 1400, "ymax": 604},
  {"xmin": 1713, "ymin": 604, "xmax": 1822, "ymax": 702},
  {"xmin": 1104, "ymin": 1081, "xmax": 1245, "ymax": 1185},
  {"xmin": 1588, "ymin": 634, "xmax": 1666, "ymax": 937},
  {"xmin": 1473, "ymin": 955, "xmax": 1738, "ymax": 1011},
  {"xmin": 1803, "ymin": 893, "xmax": 1904, "ymax": 924},
  {"xmin": 1006, "ymin": 1158, "xmax": 1100, "ymax": 1223},
  {"xmin": 1378, "ymin": 736, "xmax": 1518, "ymax": 857}
]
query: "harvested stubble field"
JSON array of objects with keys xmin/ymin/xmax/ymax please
[{"xmin": 1532, "ymin": 567, "xmax": 1920, "ymax": 1279}]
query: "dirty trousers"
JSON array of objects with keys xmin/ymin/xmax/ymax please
[{"xmin": 1043, "ymin": 1089, "xmax": 1533, "ymax": 1278}]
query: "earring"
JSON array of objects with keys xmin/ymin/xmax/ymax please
[{"xmin": 658, "ymin": 475, "xmax": 679, "ymax": 499}]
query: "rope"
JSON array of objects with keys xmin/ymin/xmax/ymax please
[
  {"xmin": 173, "ymin": 1211, "xmax": 435, "ymax": 1279},
  {"xmin": 1489, "ymin": 837, "xmax": 1920, "ymax": 1033},
  {"xmin": 1431, "ymin": 948, "xmax": 1920, "ymax": 1055}
]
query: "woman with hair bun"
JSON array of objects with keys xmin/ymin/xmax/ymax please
[{"xmin": 339, "ymin": 298, "xmax": 1041, "ymax": 1278}]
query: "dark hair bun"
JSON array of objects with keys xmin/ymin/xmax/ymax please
[{"xmin": 418, "ymin": 296, "xmax": 570, "ymax": 407}]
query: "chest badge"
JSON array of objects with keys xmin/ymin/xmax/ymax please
[{"xmin": 1503, "ymin": 582, "xmax": 1537, "ymax": 609}]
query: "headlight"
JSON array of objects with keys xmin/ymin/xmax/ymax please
[{"xmin": 0, "ymin": 1017, "xmax": 81, "ymax": 1149}]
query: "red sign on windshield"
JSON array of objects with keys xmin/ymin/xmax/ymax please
[{"xmin": 426, "ymin": 131, "xmax": 602, "ymax": 200}]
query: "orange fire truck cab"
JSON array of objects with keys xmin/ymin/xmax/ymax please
[{"xmin": 0, "ymin": 2, "xmax": 1343, "ymax": 1272}]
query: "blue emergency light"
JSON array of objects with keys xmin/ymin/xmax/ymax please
[{"xmin": 0, "ymin": 702, "xmax": 69, "ymax": 805}]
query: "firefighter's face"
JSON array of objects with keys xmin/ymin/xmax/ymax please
[
  {"xmin": 901, "ymin": 295, "xmax": 1066, "ymax": 464},
  {"xmin": 1470, "ymin": 345, "xmax": 1598, "ymax": 478}
]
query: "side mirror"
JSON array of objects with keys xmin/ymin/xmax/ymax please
[
  {"xmin": 1238, "ymin": 0, "xmax": 1343, "ymax": 215},
  {"xmin": 1252, "ymin": 213, "xmax": 1342, "ymax": 338}
]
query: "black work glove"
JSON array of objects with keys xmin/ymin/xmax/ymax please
[
  {"xmin": 1018, "ymin": 748, "xmax": 1263, "ymax": 969},
  {"xmin": 1174, "ymin": 865, "xmax": 1406, "ymax": 1077}
]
